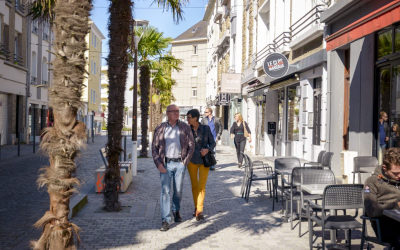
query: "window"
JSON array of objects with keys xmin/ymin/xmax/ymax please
[
  {"xmin": 42, "ymin": 57, "xmax": 48, "ymax": 83},
  {"xmin": 93, "ymin": 90, "xmax": 96, "ymax": 104},
  {"xmin": 93, "ymin": 62, "xmax": 96, "ymax": 74},
  {"xmin": 192, "ymin": 87, "xmax": 197, "ymax": 97},
  {"xmin": 14, "ymin": 33, "xmax": 22, "ymax": 64},
  {"xmin": 92, "ymin": 34, "xmax": 97, "ymax": 48},
  {"xmin": 313, "ymin": 78, "xmax": 322, "ymax": 145},
  {"xmin": 43, "ymin": 21, "xmax": 49, "ymax": 41},
  {"xmin": 31, "ymin": 52, "xmax": 37, "ymax": 77},
  {"xmin": 377, "ymin": 30, "xmax": 392, "ymax": 59},
  {"xmin": 32, "ymin": 20, "xmax": 38, "ymax": 34},
  {"xmin": 192, "ymin": 66, "xmax": 198, "ymax": 77},
  {"xmin": 193, "ymin": 45, "xmax": 198, "ymax": 55},
  {"xmin": 287, "ymin": 84, "xmax": 300, "ymax": 141},
  {"xmin": 396, "ymin": 27, "xmax": 400, "ymax": 53}
]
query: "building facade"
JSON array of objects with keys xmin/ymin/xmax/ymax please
[
  {"xmin": 0, "ymin": 0, "xmax": 28, "ymax": 145},
  {"xmin": 81, "ymin": 20, "xmax": 104, "ymax": 135},
  {"xmin": 321, "ymin": 0, "xmax": 400, "ymax": 181},
  {"xmin": 171, "ymin": 21, "xmax": 208, "ymax": 116}
]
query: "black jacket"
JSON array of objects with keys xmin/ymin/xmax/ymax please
[{"xmin": 190, "ymin": 124, "xmax": 216, "ymax": 164}]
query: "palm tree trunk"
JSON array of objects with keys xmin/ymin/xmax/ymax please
[
  {"xmin": 31, "ymin": 0, "xmax": 91, "ymax": 249},
  {"xmin": 140, "ymin": 65, "xmax": 150, "ymax": 157},
  {"xmin": 104, "ymin": 0, "xmax": 132, "ymax": 211}
]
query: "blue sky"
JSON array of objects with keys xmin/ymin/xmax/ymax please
[{"xmin": 91, "ymin": 0, "xmax": 207, "ymax": 65}]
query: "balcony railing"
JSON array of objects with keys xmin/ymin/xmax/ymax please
[
  {"xmin": 15, "ymin": 1, "xmax": 25, "ymax": 14},
  {"xmin": 247, "ymin": 4, "xmax": 325, "ymax": 71},
  {"xmin": 0, "ymin": 43, "xmax": 10, "ymax": 60},
  {"xmin": 42, "ymin": 80, "xmax": 48, "ymax": 85},
  {"xmin": 13, "ymin": 54, "xmax": 23, "ymax": 66},
  {"xmin": 290, "ymin": 4, "xmax": 325, "ymax": 39},
  {"xmin": 31, "ymin": 76, "xmax": 37, "ymax": 84}
]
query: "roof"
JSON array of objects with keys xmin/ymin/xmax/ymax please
[{"xmin": 173, "ymin": 21, "xmax": 207, "ymax": 43}]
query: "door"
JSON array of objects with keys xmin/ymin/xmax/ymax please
[
  {"xmin": 377, "ymin": 60, "xmax": 400, "ymax": 155},
  {"xmin": 255, "ymin": 101, "xmax": 266, "ymax": 155}
]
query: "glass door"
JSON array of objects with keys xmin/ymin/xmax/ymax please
[{"xmin": 376, "ymin": 61, "xmax": 400, "ymax": 162}]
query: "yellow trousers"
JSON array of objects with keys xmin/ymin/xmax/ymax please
[{"xmin": 187, "ymin": 161, "xmax": 210, "ymax": 213}]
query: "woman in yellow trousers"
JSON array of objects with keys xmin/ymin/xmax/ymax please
[{"xmin": 186, "ymin": 109, "xmax": 216, "ymax": 221}]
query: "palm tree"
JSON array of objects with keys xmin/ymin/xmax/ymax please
[
  {"xmin": 29, "ymin": 0, "xmax": 91, "ymax": 249},
  {"xmin": 133, "ymin": 27, "xmax": 182, "ymax": 157},
  {"xmin": 150, "ymin": 54, "xmax": 182, "ymax": 128},
  {"xmin": 103, "ymin": 0, "xmax": 132, "ymax": 212}
]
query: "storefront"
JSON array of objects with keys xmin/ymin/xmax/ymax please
[
  {"xmin": 322, "ymin": 0, "xmax": 400, "ymax": 179},
  {"xmin": 259, "ymin": 50, "xmax": 328, "ymax": 160}
]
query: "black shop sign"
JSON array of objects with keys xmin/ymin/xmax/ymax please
[{"xmin": 263, "ymin": 53, "xmax": 289, "ymax": 78}]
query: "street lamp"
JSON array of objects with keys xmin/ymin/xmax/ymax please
[{"xmin": 131, "ymin": 19, "xmax": 149, "ymax": 176}]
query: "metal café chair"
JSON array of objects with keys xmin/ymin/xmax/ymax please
[
  {"xmin": 352, "ymin": 156, "xmax": 378, "ymax": 184},
  {"xmin": 242, "ymin": 154, "xmax": 275, "ymax": 202},
  {"xmin": 273, "ymin": 157, "xmax": 301, "ymax": 211},
  {"xmin": 308, "ymin": 184, "xmax": 364, "ymax": 250},
  {"xmin": 297, "ymin": 168, "xmax": 336, "ymax": 237},
  {"xmin": 320, "ymin": 152, "xmax": 334, "ymax": 169},
  {"xmin": 303, "ymin": 150, "xmax": 326, "ymax": 167}
]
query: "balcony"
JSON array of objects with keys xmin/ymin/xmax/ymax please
[
  {"xmin": 289, "ymin": 4, "xmax": 325, "ymax": 49},
  {"xmin": 0, "ymin": 43, "xmax": 10, "ymax": 60},
  {"xmin": 31, "ymin": 76, "xmax": 37, "ymax": 84},
  {"xmin": 217, "ymin": 30, "xmax": 230, "ymax": 50},
  {"xmin": 273, "ymin": 32, "xmax": 291, "ymax": 53},
  {"xmin": 15, "ymin": 1, "xmax": 25, "ymax": 15},
  {"xmin": 13, "ymin": 54, "xmax": 23, "ymax": 66}
]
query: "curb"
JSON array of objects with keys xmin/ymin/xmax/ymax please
[{"xmin": 69, "ymin": 180, "xmax": 94, "ymax": 219}]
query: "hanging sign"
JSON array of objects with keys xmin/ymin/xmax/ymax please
[{"xmin": 263, "ymin": 52, "xmax": 289, "ymax": 78}]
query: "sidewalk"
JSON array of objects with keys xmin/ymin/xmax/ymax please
[{"xmin": 73, "ymin": 145, "xmax": 310, "ymax": 249}]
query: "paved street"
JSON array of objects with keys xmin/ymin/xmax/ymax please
[{"xmin": 0, "ymin": 136, "xmax": 380, "ymax": 249}]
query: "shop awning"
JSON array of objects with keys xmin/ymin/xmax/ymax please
[{"xmin": 326, "ymin": 0, "xmax": 400, "ymax": 51}]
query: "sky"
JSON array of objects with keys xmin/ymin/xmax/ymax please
[{"xmin": 90, "ymin": 0, "xmax": 208, "ymax": 66}]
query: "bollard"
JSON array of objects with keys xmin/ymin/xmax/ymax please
[{"xmin": 124, "ymin": 135, "xmax": 127, "ymax": 161}]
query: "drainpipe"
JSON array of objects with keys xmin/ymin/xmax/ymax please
[{"xmin": 25, "ymin": 14, "xmax": 32, "ymax": 143}]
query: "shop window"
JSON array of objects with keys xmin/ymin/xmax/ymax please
[
  {"xmin": 278, "ymin": 89, "xmax": 285, "ymax": 140},
  {"xmin": 312, "ymin": 78, "xmax": 322, "ymax": 145},
  {"xmin": 377, "ymin": 30, "xmax": 392, "ymax": 59},
  {"xmin": 287, "ymin": 84, "xmax": 300, "ymax": 141}
]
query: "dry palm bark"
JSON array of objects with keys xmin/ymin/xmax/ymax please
[
  {"xmin": 104, "ymin": 0, "xmax": 132, "ymax": 211},
  {"xmin": 31, "ymin": 0, "xmax": 91, "ymax": 249},
  {"xmin": 140, "ymin": 65, "xmax": 150, "ymax": 157}
]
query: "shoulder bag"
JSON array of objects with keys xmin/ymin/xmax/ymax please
[
  {"xmin": 201, "ymin": 125, "xmax": 217, "ymax": 167},
  {"xmin": 243, "ymin": 121, "xmax": 250, "ymax": 138}
]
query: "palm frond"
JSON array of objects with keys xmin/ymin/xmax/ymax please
[
  {"xmin": 29, "ymin": 0, "xmax": 56, "ymax": 21},
  {"xmin": 152, "ymin": 0, "xmax": 188, "ymax": 23}
]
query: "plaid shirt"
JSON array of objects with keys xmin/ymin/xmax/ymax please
[{"xmin": 151, "ymin": 120, "xmax": 195, "ymax": 168}]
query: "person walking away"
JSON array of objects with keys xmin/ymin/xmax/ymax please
[
  {"xmin": 230, "ymin": 113, "xmax": 251, "ymax": 168},
  {"xmin": 378, "ymin": 111, "xmax": 390, "ymax": 164},
  {"xmin": 201, "ymin": 107, "xmax": 222, "ymax": 170},
  {"xmin": 364, "ymin": 148, "xmax": 400, "ymax": 248},
  {"xmin": 152, "ymin": 104, "xmax": 195, "ymax": 231},
  {"xmin": 187, "ymin": 109, "xmax": 215, "ymax": 221}
]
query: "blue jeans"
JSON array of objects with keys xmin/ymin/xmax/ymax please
[{"xmin": 160, "ymin": 161, "xmax": 186, "ymax": 223}]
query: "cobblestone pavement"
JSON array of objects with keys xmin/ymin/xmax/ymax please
[
  {"xmin": 0, "ymin": 136, "xmax": 382, "ymax": 250},
  {"xmin": 74, "ymin": 145, "xmax": 309, "ymax": 250},
  {"xmin": 0, "ymin": 136, "xmax": 111, "ymax": 250}
]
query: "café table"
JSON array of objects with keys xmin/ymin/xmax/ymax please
[{"xmin": 383, "ymin": 208, "xmax": 400, "ymax": 222}]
